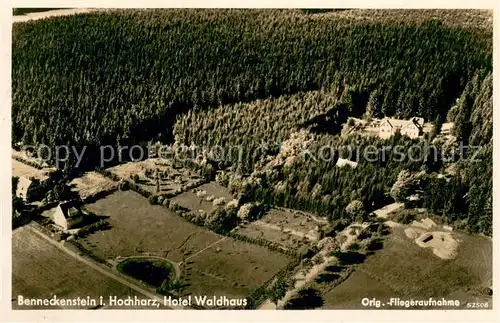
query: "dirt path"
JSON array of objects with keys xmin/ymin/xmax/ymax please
[
  {"xmin": 259, "ymin": 223, "xmax": 365, "ymax": 309},
  {"xmin": 182, "ymin": 237, "xmax": 227, "ymax": 263},
  {"xmin": 28, "ymin": 225, "xmax": 184, "ymax": 309},
  {"xmin": 12, "ymin": 8, "xmax": 110, "ymax": 23}
]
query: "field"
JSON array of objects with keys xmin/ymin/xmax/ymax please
[
  {"xmin": 12, "ymin": 226, "xmax": 143, "ymax": 309},
  {"xmin": 80, "ymin": 189, "xmax": 293, "ymax": 302},
  {"xmin": 181, "ymin": 238, "xmax": 293, "ymax": 300},
  {"xmin": 234, "ymin": 207, "xmax": 326, "ymax": 249},
  {"xmin": 321, "ymin": 227, "xmax": 492, "ymax": 309},
  {"xmin": 12, "ymin": 159, "xmax": 52, "ymax": 181},
  {"xmin": 69, "ymin": 171, "xmax": 117, "ymax": 199},
  {"xmin": 171, "ymin": 182, "xmax": 234, "ymax": 213},
  {"xmin": 107, "ymin": 159, "xmax": 204, "ymax": 196},
  {"xmin": 81, "ymin": 190, "xmax": 222, "ymax": 263}
]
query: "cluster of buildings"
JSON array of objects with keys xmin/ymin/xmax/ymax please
[
  {"xmin": 378, "ymin": 117, "xmax": 425, "ymax": 139},
  {"xmin": 15, "ymin": 176, "xmax": 84, "ymax": 230}
]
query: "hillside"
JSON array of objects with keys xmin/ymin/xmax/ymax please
[{"xmin": 12, "ymin": 9, "xmax": 492, "ymax": 235}]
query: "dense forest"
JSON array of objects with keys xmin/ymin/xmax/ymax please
[
  {"xmin": 12, "ymin": 9, "xmax": 493, "ymax": 234},
  {"xmin": 13, "ymin": 9, "xmax": 491, "ymax": 152}
]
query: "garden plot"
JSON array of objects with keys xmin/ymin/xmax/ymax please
[
  {"xmin": 234, "ymin": 207, "xmax": 326, "ymax": 249},
  {"xmin": 107, "ymin": 158, "xmax": 204, "ymax": 195},
  {"xmin": 171, "ymin": 182, "xmax": 235, "ymax": 214}
]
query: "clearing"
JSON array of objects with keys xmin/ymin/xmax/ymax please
[
  {"xmin": 69, "ymin": 171, "xmax": 117, "ymax": 199},
  {"xmin": 321, "ymin": 227, "xmax": 492, "ymax": 309},
  {"xmin": 12, "ymin": 8, "xmax": 111, "ymax": 23},
  {"xmin": 81, "ymin": 190, "xmax": 222, "ymax": 263},
  {"xmin": 12, "ymin": 226, "xmax": 143, "ymax": 309},
  {"xmin": 82, "ymin": 190, "xmax": 293, "ymax": 303}
]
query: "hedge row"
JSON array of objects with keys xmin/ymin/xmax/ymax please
[
  {"xmin": 76, "ymin": 219, "xmax": 111, "ymax": 238},
  {"xmin": 81, "ymin": 187, "xmax": 118, "ymax": 204},
  {"xmin": 98, "ymin": 169, "xmax": 152, "ymax": 198},
  {"xmin": 229, "ymin": 231, "xmax": 299, "ymax": 258},
  {"xmin": 12, "ymin": 155, "xmax": 44, "ymax": 170}
]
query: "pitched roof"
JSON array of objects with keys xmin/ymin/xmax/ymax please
[
  {"xmin": 381, "ymin": 117, "xmax": 425, "ymax": 130},
  {"xmin": 58, "ymin": 200, "xmax": 83, "ymax": 219}
]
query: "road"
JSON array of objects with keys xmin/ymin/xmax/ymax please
[
  {"xmin": 12, "ymin": 8, "xmax": 110, "ymax": 23},
  {"xmin": 28, "ymin": 225, "xmax": 185, "ymax": 310}
]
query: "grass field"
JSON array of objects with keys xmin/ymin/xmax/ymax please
[
  {"xmin": 82, "ymin": 189, "xmax": 293, "ymax": 302},
  {"xmin": 321, "ymin": 227, "xmax": 492, "ymax": 309},
  {"xmin": 12, "ymin": 226, "xmax": 143, "ymax": 309},
  {"xmin": 171, "ymin": 182, "xmax": 234, "ymax": 213},
  {"xmin": 181, "ymin": 238, "xmax": 293, "ymax": 300},
  {"xmin": 81, "ymin": 190, "xmax": 222, "ymax": 263}
]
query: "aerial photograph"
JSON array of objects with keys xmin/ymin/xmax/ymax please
[{"xmin": 11, "ymin": 8, "xmax": 492, "ymax": 310}]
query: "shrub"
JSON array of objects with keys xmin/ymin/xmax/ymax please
[
  {"xmin": 212, "ymin": 197, "xmax": 226, "ymax": 206},
  {"xmin": 298, "ymin": 246, "xmax": 314, "ymax": 259},
  {"xmin": 393, "ymin": 210, "xmax": 416, "ymax": 224},
  {"xmin": 149, "ymin": 195, "xmax": 159, "ymax": 205}
]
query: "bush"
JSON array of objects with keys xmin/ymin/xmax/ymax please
[
  {"xmin": 148, "ymin": 195, "xmax": 159, "ymax": 205},
  {"xmin": 169, "ymin": 201, "xmax": 180, "ymax": 211},
  {"xmin": 393, "ymin": 210, "xmax": 416, "ymax": 224},
  {"xmin": 298, "ymin": 246, "xmax": 314, "ymax": 259},
  {"xmin": 77, "ymin": 219, "xmax": 110, "ymax": 238}
]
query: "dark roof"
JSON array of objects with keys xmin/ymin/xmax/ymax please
[{"xmin": 58, "ymin": 200, "xmax": 82, "ymax": 219}]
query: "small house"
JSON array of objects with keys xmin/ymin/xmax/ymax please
[
  {"xmin": 53, "ymin": 200, "xmax": 84, "ymax": 230},
  {"xmin": 379, "ymin": 119, "xmax": 398, "ymax": 139},
  {"xmin": 400, "ymin": 117, "xmax": 424, "ymax": 139},
  {"xmin": 335, "ymin": 158, "xmax": 358, "ymax": 168}
]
